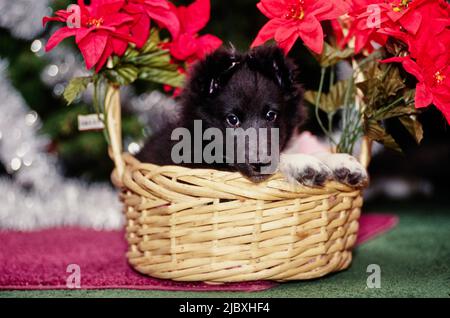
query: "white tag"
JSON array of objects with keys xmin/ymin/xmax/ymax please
[{"xmin": 78, "ymin": 114, "xmax": 105, "ymax": 131}]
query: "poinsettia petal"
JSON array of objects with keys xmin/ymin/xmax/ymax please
[
  {"xmin": 170, "ymin": 33, "xmax": 199, "ymax": 60},
  {"xmin": 103, "ymin": 13, "xmax": 134, "ymax": 27},
  {"xmin": 399, "ymin": 10, "xmax": 422, "ymax": 34},
  {"xmin": 307, "ymin": 0, "xmax": 333, "ymax": 19},
  {"xmin": 141, "ymin": 0, "xmax": 170, "ymax": 10},
  {"xmin": 145, "ymin": 6, "xmax": 180, "ymax": 39},
  {"xmin": 256, "ymin": 2, "xmax": 276, "ymax": 19},
  {"xmin": 123, "ymin": 2, "xmax": 144, "ymax": 14},
  {"xmin": 354, "ymin": 28, "xmax": 372, "ymax": 53},
  {"xmin": 178, "ymin": 0, "xmax": 210, "ymax": 34},
  {"xmin": 78, "ymin": 32, "xmax": 108, "ymax": 70},
  {"xmin": 368, "ymin": 31, "xmax": 388, "ymax": 51},
  {"xmin": 414, "ymin": 82, "xmax": 433, "ymax": 108},
  {"xmin": 43, "ymin": 10, "xmax": 70, "ymax": 26},
  {"xmin": 385, "ymin": 8, "xmax": 404, "ymax": 22},
  {"xmin": 251, "ymin": 18, "xmax": 284, "ymax": 47},
  {"xmin": 380, "ymin": 56, "xmax": 406, "ymax": 63},
  {"xmin": 113, "ymin": 40, "xmax": 128, "ymax": 56},
  {"xmin": 196, "ymin": 34, "xmax": 223, "ymax": 59},
  {"xmin": 381, "ymin": 56, "xmax": 424, "ymax": 82},
  {"xmin": 77, "ymin": 0, "xmax": 88, "ymax": 14},
  {"xmin": 274, "ymin": 21, "xmax": 297, "ymax": 43},
  {"xmin": 378, "ymin": 27, "xmax": 408, "ymax": 43},
  {"xmin": 331, "ymin": 19, "xmax": 345, "ymax": 47},
  {"xmin": 401, "ymin": 59, "xmax": 426, "ymax": 82},
  {"xmin": 45, "ymin": 27, "xmax": 78, "ymax": 51},
  {"xmin": 299, "ymin": 15, "xmax": 322, "ymax": 33},
  {"xmin": 112, "ymin": 26, "xmax": 130, "ymax": 56},
  {"xmin": 258, "ymin": 0, "xmax": 287, "ymax": 18},
  {"xmin": 75, "ymin": 27, "xmax": 94, "ymax": 44},
  {"xmin": 95, "ymin": 42, "xmax": 114, "ymax": 73},
  {"xmin": 278, "ymin": 32, "xmax": 299, "ymax": 54},
  {"xmin": 43, "ymin": 16, "xmax": 58, "ymax": 26},
  {"xmin": 94, "ymin": 0, "xmax": 125, "ymax": 17},
  {"xmin": 131, "ymin": 13, "xmax": 150, "ymax": 48},
  {"xmin": 310, "ymin": 0, "xmax": 348, "ymax": 21},
  {"xmin": 297, "ymin": 17, "xmax": 324, "ymax": 54}
]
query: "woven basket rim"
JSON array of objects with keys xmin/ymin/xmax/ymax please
[{"xmin": 111, "ymin": 152, "xmax": 361, "ymax": 198}]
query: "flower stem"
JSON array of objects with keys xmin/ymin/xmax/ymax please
[{"xmin": 315, "ymin": 67, "xmax": 336, "ymax": 145}]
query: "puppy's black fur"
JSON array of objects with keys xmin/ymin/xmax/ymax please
[{"xmin": 137, "ymin": 45, "xmax": 305, "ymax": 182}]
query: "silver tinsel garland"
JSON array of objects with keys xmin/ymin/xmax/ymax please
[
  {"xmin": 0, "ymin": 0, "xmax": 180, "ymax": 229},
  {"xmin": 129, "ymin": 91, "xmax": 180, "ymax": 133},
  {"xmin": 0, "ymin": 60, "xmax": 123, "ymax": 230},
  {"xmin": 0, "ymin": 0, "xmax": 50, "ymax": 40}
]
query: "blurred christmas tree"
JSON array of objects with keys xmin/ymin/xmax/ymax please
[
  {"xmin": 0, "ymin": 0, "xmax": 138, "ymax": 181},
  {"xmin": 0, "ymin": 0, "xmax": 269, "ymax": 182}
]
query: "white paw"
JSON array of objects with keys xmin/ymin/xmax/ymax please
[
  {"xmin": 279, "ymin": 154, "xmax": 332, "ymax": 187},
  {"xmin": 314, "ymin": 153, "xmax": 369, "ymax": 188}
]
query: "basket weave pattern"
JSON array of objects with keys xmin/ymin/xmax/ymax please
[
  {"xmin": 107, "ymin": 86, "xmax": 366, "ymax": 283},
  {"xmin": 117, "ymin": 154, "xmax": 362, "ymax": 282}
]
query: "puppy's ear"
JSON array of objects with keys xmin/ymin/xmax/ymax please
[
  {"xmin": 188, "ymin": 47, "xmax": 242, "ymax": 97},
  {"xmin": 247, "ymin": 45, "xmax": 297, "ymax": 91}
]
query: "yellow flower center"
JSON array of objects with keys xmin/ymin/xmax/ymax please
[
  {"xmin": 87, "ymin": 17, "xmax": 104, "ymax": 28},
  {"xmin": 285, "ymin": 0, "xmax": 305, "ymax": 20},
  {"xmin": 434, "ymin": 70, "xmax": 446, "ymax": 85},
  {"xmin": 391, "ymin": 0, "xmax": 412, "ymax": 13}
]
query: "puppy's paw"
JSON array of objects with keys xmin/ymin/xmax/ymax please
[
  {"xmin": 279, "ymin": 154, "xmax": 332, "ymax": 187},
  {"xmin": 315, "ymin": 153, "xmax": 368, "ymax": 188}
]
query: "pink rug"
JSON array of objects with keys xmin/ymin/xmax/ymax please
[{"xmin": 0, "ymin": 213, "xmax": 398, "ymax": 292}]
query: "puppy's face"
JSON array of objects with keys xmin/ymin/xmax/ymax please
[{"xmin": 181, "ymin": 45, "xmax": 304, "ymax": 182}]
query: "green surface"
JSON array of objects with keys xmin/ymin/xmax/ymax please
[{"xmin": 1, "ymin": 202, "xmax": 449, "ymax": 298}]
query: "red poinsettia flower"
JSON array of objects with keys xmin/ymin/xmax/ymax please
[
  {"xmin": 380, "ymin": 0, "xmax": 429, "ymax": 34},
  {"xmin": 382, "ymin": 29, "xmax": 450, "ymax": 124},
  {"xmin": 251, "ymin": 0, "xmax": 350, "ymax": 54},
  {"xmin": 167, "ymin": 0, "xmax": 222, "ymax": 63},
  {"xmin": 124, "ymin": 0, "xmax": 180, "ymax": 48},
  {"xmin": 330, "ymin": 19, "xmax": 345, "ymax": 47},
  {"xmin": 384, "ymin": 0, "xmax": 450, "ymax": 58},
  {"xmin": 346, "ymin": 0, "xmax": 449, "ymax": 53},
  {"xmin": 43, "ymin": 0, "xmax": 135, "ymax": 72},
  {"xmin": 342, "ymin": 0, "xmax": 391, "ymax": 53}
]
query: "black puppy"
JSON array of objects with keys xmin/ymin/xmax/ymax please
[
  {"xmin": 137, "ymin": 45, "xmax": 305, "ymax": 182},
  {"xmin": 137, "ymin": 45, "xmax": 369, "ymax": 187}
]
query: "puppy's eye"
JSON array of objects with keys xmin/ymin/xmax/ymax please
[
  {"xmin": 226, "ymin": 114, "xmax": 240, "ymax": 127},
  {"xmin": 265, "ymin": 110, "xmax": 278, "ymax": 122}
]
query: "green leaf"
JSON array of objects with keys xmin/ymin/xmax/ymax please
[
  {"xmin": 141, "ymin": 29, "xmax": 161, "ymax": 53},
  {"xmin": 312, "ymin": 42, "xmax": 354, "ymax": 67},
  {"xmin": 384, "ymin": 66, "xmax": 406, "ymax": 98},
  {"xmin": 128, "ymin": 50, "xmax": 170, "ymax": 66},
  {"xmin": 378, "ymin": 104, "xmax": 417, "ymax": 120},
  {"xmin": 116, "ymin": 65, "xmax": 139, "ymax": 84},
  {"xmin": 63, "ymin": 77, "xmax": 92, "ymax": 105},
  {"xmin": 304, "ymin": 80, "xmax": 350, "ymax": 113},
  {"xmin": 104, "ymin": 65, "xmax": 138, "ymax": 86},
  {"xmin": 364, "ymin": 120, "xmax": 402, "ymax": 152},
  {"xmin": 399, "ymin": 115, "xmax": 423, "ymax": 144},
  {"xmin": 101, "ymin": 28, "xmax": 185, "ymax": 87},
  {"xmin": 139, "ymin": 67, "xmax": 185, "ymax": 88}
]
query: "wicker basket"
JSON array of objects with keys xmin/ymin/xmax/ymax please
[{"xmin": 106, "ymin": 86, "xmax": 371, "ymax": 283}]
